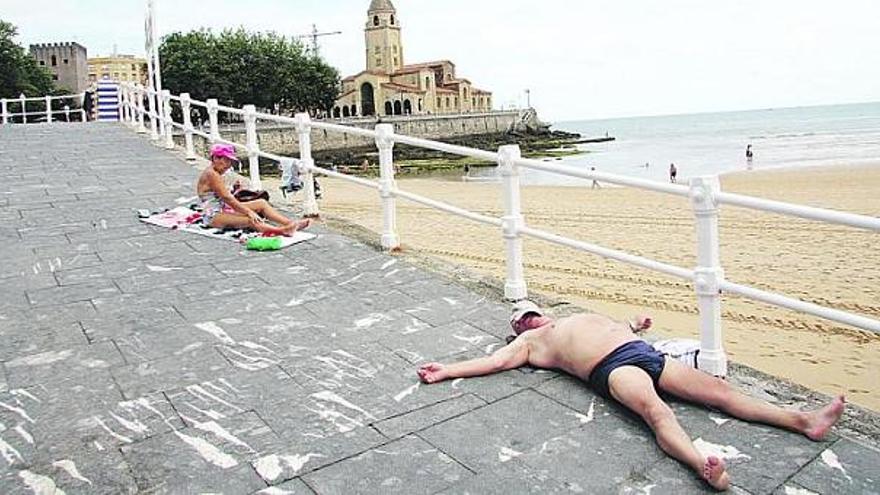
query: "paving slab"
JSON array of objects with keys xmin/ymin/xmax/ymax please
[
  {"xmin": 789, "ymin": 438, "xmax": 880, "ymax": 494},
  {"xmin": 301, "ymin": 435, "xmax": 472, "ymax": 495}
]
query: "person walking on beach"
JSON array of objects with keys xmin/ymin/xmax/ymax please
[
  {"xmin": 669, "ymin": 163, "xmax": 678, "ymax": 183},
  {"xmin": 417, "ymin": 301, "xmax": 846, "ymax": 491},
  {"xmin": 590, "ymin": 166, "xmax": 601, "ymax": 189}
]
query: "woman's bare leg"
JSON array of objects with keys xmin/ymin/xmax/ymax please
[
  {"xmin": 209, "ymin": 212, "xmax": 299, "ymax": 235},
  {"xmin": 241, "ymin": 199, "xmax": 290, "ymax": 225}
]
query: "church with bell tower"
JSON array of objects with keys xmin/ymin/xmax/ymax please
[{"xmin": 332, "ymin": 0, "xmax": 494, "ymax": 118}]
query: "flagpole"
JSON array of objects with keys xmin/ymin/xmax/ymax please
[
  {"xmin": 144, "ymin": 1, "xmax": 159, "ymax": 140},
  {"xmin": 147, "ymin": 0, "xmax": 166, "ymax": 139}
]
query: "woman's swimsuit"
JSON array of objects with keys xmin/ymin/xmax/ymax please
[
  {"xmin": 198, "ymin": 190, "xmax": 234, "ymax": 225},
  {"xmin": 587, "ymin": 340, "xmax": 667, "ymax": 400}
]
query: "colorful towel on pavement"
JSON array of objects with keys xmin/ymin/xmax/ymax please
[{"xmin": 139, "ymin": 204, "xmax": 316, "ymax": 248}]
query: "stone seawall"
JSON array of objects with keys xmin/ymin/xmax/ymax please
[{"xmin": 186, "ymin": 110, "xmax": 521, "ymax": 157}]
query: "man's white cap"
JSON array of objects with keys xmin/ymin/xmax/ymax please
[{"xmin": 509, "ymin": 299, "xmax": 544, "ymax": 327}]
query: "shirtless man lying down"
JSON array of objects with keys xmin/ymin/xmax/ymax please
[{"xmin": 416, "ymin": 301, "xmax": 845, "ymax": 491}]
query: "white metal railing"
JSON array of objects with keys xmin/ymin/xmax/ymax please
[
  {"xmin": 118, "ymin": 82, "xmax": 880, "ymax": 377},
  {"xmin": 1, "ymin": 92, "xmax": 88, "ymax": 124}
]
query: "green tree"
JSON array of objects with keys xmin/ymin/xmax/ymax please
[
  {"xmin": 0, "ymin": 19, "xmax": 55, "ymax": 98},
  {"xmin": 159, "ymin": 28, "xmax": 340, "ymax": 119}
]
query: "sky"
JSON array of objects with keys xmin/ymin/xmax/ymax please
[{"xmin": 5, "ymin": 0, "xmax": 880, "ymax": 121}]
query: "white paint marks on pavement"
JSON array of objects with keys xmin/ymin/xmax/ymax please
[
  {"xmin": 145, "ymin": 264, "xmax": 182, "ymax": 273},
  {"xmin": 354, "ymin": 313, "xmax": 392, "ymax": 329},
  {"xmin": 254, "ymin": 453, "xmax": 324, "ymax": 481},
  {"xmin": 453, "ymin": 334, "xmax": 485, "ymax": 345},
  {"xmin": 783, "ymin": 486, "xmax": 819, "ymax": 495},
  {"xmin": 14, "ymin": 425, "xmax": 34, "ymax": 444},
  {"xmin": 193, "ymin": 322, "xmax": 236, "ymax": 345},
  {"xmin": 0, "ymin": 401, "xmax": 36, "ymax": 424},
  {"xmin": 52, "ymin": 460, "xmax": 93, "ymax": 485},
  {"xmin": 709, "ymin": 414, "xmax": 731, "ymax": 426},
  {"xmin": 820, "ymin": 449, "xmax": 853, "ymax": 482},
  {"xmin": 18, "ymin": 470, "xmax": 64, "ymax": 495},
  {"xmin": 393, "ymin": 383, "xmax": 420, "ymax": 402},
  {"xmin": 498, "ymin": 446, "xmax": 523, "ymax": 463},
  {"xmin": 0, "ymin": 437, "xmax": 24, "ymax": 464},
  {"xmin": 195, "ymin": 421, "xmax": 254, "ymax": 452},
  {"xmin": 174, "ymin": 430, "xmax": 238, "ymax": 469},
  {"xmin": 692, "ymin": 438, "xmax": 751, "ymax": 461},
  {"xmin": 7, "ymin": 349, "xmax": 74, "ymax": 368},
  {"xmin": 94, "ymin": 417, "xmax": 133, "ymax": 444}
]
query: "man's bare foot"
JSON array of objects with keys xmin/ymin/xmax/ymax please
[
  {"xmin": 281, "ymin": 219, "xmax": 311, "ymax": 236},
  {"xmin": 702, "ymin": 456, "xmax": 730, "ymax": 491},
  {"xmin": 804, "ymin": 394, "xmax": 846, "ymax": 441}
]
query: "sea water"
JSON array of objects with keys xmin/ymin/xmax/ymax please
[{"xmin": 474, "ymin": 102, "xmax": 880, "ymax": 186}]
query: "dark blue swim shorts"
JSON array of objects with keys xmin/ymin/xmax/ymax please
[{"xmin": 588, "ymin": 340, "xmax": 666, "ymax": 400}]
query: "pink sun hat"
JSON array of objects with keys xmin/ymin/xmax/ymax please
[{"xmin": 210, "ymin": 143, "xmax": 240, "ymax": 163}]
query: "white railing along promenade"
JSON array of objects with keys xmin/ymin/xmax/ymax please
[
  {"xmin": 1, "ymin": 92, "xmax": 88, "ymax": 124},
  {"xmin": 119, "ymin": 82, "xmax": 880, "ymax": 377}
]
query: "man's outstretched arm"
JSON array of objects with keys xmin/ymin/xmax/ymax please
[{"xmin": 418, "ymin": 337, "xmax": 530, "ymax": 384}]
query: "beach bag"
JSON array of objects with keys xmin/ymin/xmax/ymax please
[
  {"xmin": 653, "ymin": 339, "xmax": 701, "ymax": 369},
  {"xmin": 234, "ymin": 189, "xmax": 270, "ymax": 202}
]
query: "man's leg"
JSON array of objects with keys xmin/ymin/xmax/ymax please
[
  {"xmin": 609, "ymin": 366, "xmax": 729, "ymax": 490},
  {"xmin": 658, "ymin": 359, "xmax": 844, "ymax": 440}
]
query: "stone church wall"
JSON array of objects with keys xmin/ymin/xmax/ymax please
[{"xmin": 187, "ymin": 110, "xmax": 520, "ymax": 157}]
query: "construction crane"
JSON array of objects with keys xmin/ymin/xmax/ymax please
[{"xmin": 295, "ymin": 24, "xmax": 342, "ymax": 56}]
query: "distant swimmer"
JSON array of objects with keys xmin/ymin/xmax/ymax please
[
  {"xmin": 669, "ymin": 163, "xmax": 678, "ymax": 183},
  {"xmin": 746, "ymin": 144, "xmax": 754, "ymax": 161}
]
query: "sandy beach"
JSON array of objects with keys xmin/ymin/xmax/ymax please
[{"xmin": 268, "ymin": 163, "xmax": 880, "ymax": 411}]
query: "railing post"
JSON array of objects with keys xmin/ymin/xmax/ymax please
[
  {"xmin": 162, "ymin": 90, "xmax": 174, "ymax": 149},
  {"xmin": 19, "ymin": 93, "xmax": 26, "ymax": 124},
  {"xmin": 123, "ymin": 86, "xmax": 132, "ymax": 125},
  {"xmin": 376, "ymin": 123, "xmax": 400, "ymax": 250},
  {"xmin": 1, "ymin": 99, "xmax": 7, "ymax": 125},
  {"xmin": 689, "ymin": 176, "xmax": 727, "ymax": 377},
  {"xmin": 295, "ymin": 112, "xmax": 320, "ymax": 217},
  {"xmin": 135, "ymin": 84, "xmax": 146, "ymax": 133},
  {"xmin": 498, "ymin": 144, "xmax": 528, "ymax": 301},
  {"xmin": 180, "ymin": 92, "xmax": 197, "ymax": 161},
  {"xmin": 45, "ymin": 95, "xmax": 52, "ymax": 123},
  {"xmin": 147, "ymin": 87, "xmax": 159, "ymax": 140},
  {"xmin": 156, "ymin": 87, "xmax": 167, "ymax": 141},
  {"xmin": 64, "ymin": 105, "xmax": 70, "ymax": 122},
  {"xmin": 207, "ymin": 98, "xmax": 220, "ymax": 143},
  {"xmin": 118, "ymin": 87, "xmax": 126, "ymax": 124},
  {"xmin": 243, "ymin": 104, "xmax": 262, "ymax": 190}
]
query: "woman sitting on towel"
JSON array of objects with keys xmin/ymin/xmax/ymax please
[{"xmin": 196, "ymin": 144, "xmax": 310, "ymax": 236}]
